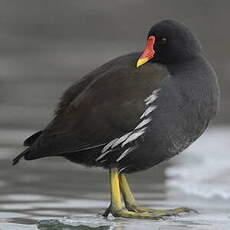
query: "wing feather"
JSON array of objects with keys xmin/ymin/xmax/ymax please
[{"xmin": 15, "ymin": 53, "xmax": 168, "ymax": 163}]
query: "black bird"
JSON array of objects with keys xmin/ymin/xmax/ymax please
[{"xmin": 13, "ymin": 20, "xmax": 219, "ymax": 219}]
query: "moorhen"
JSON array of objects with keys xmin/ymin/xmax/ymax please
[{"xmin": 13, "ymin": 20, "xmax": 220, "ymax": 219}]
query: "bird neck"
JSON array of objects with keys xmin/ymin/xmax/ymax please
[{"xmin": 166, "ymin": 53, "xmax": 203, "ymax": 77}]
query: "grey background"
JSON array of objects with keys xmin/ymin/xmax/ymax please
[
  {"xmin": 0, "ymin": 2, "xmax": 230, "ymax": 229},
  {"xmin": 0, "ymin": 0, "xmax": 229, "ymax": 130}
]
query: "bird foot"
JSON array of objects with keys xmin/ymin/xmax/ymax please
[
  {"xmin": 112, "ymin": 209, "xmax": 164, "ymax": 220},
  {"xmin": 103, "ymin": 206, "xmax": 197, "ymax": 220},
  {"xmin": 127, "ymin": 205, "xmax": 198, "ymax": 216}
]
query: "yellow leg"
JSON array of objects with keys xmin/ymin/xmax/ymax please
[
  {"xmin": 119, "ymin": 174, "xmax": 136, "ymax": 208},
  {"xmin": 103, "ymin": 168, "xmax": 196, "ymax": 219},
  {"xmin": 110, "ymin": 168, "xmax": 124, "ymax": 212},
  {"xmin": 119, "ymin": 173, "xmax": 197, "ymax": 216},
  {"xmin": 106, "ymin": 168, "xmax": 160, "ymax": 219},
  {"xmin": 119, "ymin": 173, "xmax": 154, "ymax": 213},
  {"xmin": 102, "ymin": 168, "xmax": 125, "ymax": 217}
]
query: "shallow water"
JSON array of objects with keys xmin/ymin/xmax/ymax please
[{"xmin": 0, "ymin": 126, "xmax": 230, "ymax": 230}]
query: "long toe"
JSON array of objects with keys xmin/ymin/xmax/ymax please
[
  {"xmin": 112, "ymin": 209, "xmax": 164, "ymax": 220},
  {"xmin": 126, "ymin": 205, "xmax": 197, "ymax": 215},
  {"xmin": 150, "ymin": 207, "xmax": 198, "ymax": 217},
  {"xmin": 126, "ymin": 205, "xmax": 157, "ymax": 213},
  {"xmin": 111, "ymin": 206, "xmax": 198, "ymax": 219}
]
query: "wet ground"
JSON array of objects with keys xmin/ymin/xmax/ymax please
[{"xmin": 0, "ymin": 126, "xmax": 230, "ymax": 230}]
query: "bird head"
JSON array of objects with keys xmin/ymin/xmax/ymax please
[{"xmin": 137, "ymin": 20, "xmax": 202, "ymax": 67}]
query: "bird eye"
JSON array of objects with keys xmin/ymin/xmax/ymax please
[{"xmin": 159, "ymin": 37, "xmax": 167, "ymax": 44}]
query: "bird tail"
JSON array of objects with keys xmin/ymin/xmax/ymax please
[
  {"xmin": 12, "ymin": 148, "xmax": 30, "ymax": 165},
  {"xmin": 23, "ymin": 131, "xmax": 42, "ymax": 146}
]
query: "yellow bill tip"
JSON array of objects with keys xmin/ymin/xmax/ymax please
[{"xmin": 136, "ymin": 57, "xmax": 150, "ymax": 68}]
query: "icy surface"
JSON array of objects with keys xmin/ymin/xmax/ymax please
[
  {"xmin": 166, "ymin": 127, "xmax": 230, "ymax": 200},
  {"xmin": 0, "ymin": 126, "xmax": 230, "ymax": 230}
]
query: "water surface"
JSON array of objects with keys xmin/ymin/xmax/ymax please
[{"xmin": 0, "ymin": 126, "xmax": 230, "ymax": 230}]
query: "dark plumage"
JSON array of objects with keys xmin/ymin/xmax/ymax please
[{"xmin": 13, "ymin": 20, "xmax": 220, "ymax": 175}]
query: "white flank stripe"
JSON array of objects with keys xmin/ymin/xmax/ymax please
[
  {"xmin": 121, "ymin": 128, "xmax": 146, "ymax": 147},
  {"xmin": 145, "ymin": 94, "xmax": 157, "ymax": 105},
  {"xmin": 140, "ymin": 105, "xmax": 157, "ymax": 119},
  {"xmin": 116, "ymin": 147, "xmax": 135, "ymax": 162},
  {"xmin": 99, "ymin": 89, "xmax": 160, "ymax": 160},
  {"xmin": 96, "ymin": 150, "xmax": 111, "ymax": 161},
  {"xmin": 145, "ymin": 95, "xmax": 153, "ymax": 104},
  {"xmin": 119, "ymin": 166, "xmax": 130, "ymax": 173},
  {"xmin": 145, "ymin": 89, "xmax": 161, "ymax": 105},
  {"xmin": 135, "ymin": 118, "xmax": 152, "ymax": 130},
  {"xmin": 112, "ymin": 132, "xmax": 132, "ymax": 148},
  {"xmin": 102, "ymin": 138, "xmax": 119, "ymax": 153}
]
